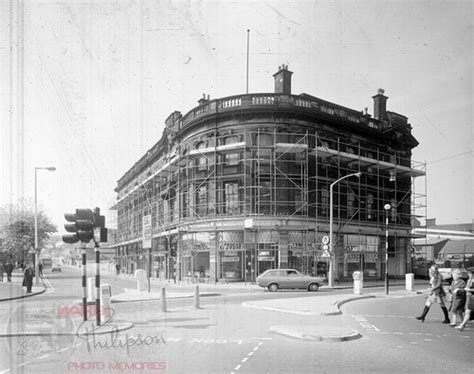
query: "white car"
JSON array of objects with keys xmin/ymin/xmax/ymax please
[
  {"xmin": 256, "ymin": 269, "xmax": 325, "ymax": 292},
  {"xmin": 51, "ymin": 263, "xmax": 62, "ymax": 272}
]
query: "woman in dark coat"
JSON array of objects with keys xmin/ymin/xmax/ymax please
[
  {"xmin": 415, "ymin": 264, "xmax": 450, "ymax": 323},
  {"xmin": 449, "ymin": 268, "xmax": 466, "ymax": 326},
  {"xmin": 456, "ymin": 267, "xmax": 474, "ymax": 331},
  {"xmin": 23, "ymin": 264, "xmax": 34, "ymax": 294}
]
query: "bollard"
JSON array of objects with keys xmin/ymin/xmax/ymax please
[
  {"xmin": 100, "ymin": 283, "xmax": 111, "ymax": 319},
  {"xmin": 353, "ymin": 271, "xmax": 363, "ymax": 295},
  {"xmin": 134, "ymin": 269, "xmax": 147, "ymax": 291},
  {"xmin": 193, "ymin": 285, "xmax": 200, "ymax": 309},
  {"xmin": 405, "ymin": 273, "xmax": 414, "ymax": 291},
  {"xmin": 161, "ymin": 287, "xmax": 167, "ymax": 313}
]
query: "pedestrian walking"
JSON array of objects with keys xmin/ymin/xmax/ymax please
[
  {"xmin": 455, "ymin": 267, "xmax": 474, "ymax": 331},
  {"xmin": 4, "ymin": 260, "xmax": 13, "ymax": 282},
  {"xmin": 38, "ymin": 262, "xmax": 43, "ymax": 277},
  {"xmin": 0, "ymin": 262, "xmax": 4, "ymax": 282},
  {"xmin": 415, "ymin": 264, "xmax": 450, "ymax": 323},
  {"xmin": 23, "ymin": 264, "xmax": 34, "ymax": 294},
  {"xmin": 448, "ymin": 268, "xmax": 466, "ymax": 326}
]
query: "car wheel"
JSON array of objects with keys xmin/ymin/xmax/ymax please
[
  {"xmin": 268, "ymin": 283, "xmax": 278, "ymax": 292},
  {"xmin": 308, "ymin": 283, "xmax": 319, "ymax": 292}
]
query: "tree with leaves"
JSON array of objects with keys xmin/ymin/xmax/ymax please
[{"xmin": 0, "ymin": 206, "xmax": 57, "ymax": 265}]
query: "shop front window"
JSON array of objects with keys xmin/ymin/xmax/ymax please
[
  {"xmin": 220, "ymin": 251, "xmax": 243, "ymax": 280},
  {"xmin": 342, "ymin": 235, "xmax": 380, "ymax": 279}
]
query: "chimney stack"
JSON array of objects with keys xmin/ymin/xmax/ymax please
[
  {"xmin": 198, "ymin": 93, "xmax": 210, "ymax": 106},
  {"xmin": 273, "ymin": 64, "xmax": 293, "ymax": 94},
  {"xmin": 372, "ymin": 88, "xmax": 388, "ymax": 120}
]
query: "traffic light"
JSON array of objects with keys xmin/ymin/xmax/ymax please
[
  {"xmin": 62, "ymin": 209, "xmax": 95, "ymax": 244},
  {"xmin": 93, "ymin": 207, "xmax": 108, "ymax": 243},
  {"xmin": 62, "ymin": 207, "xmax": 108, "ymax": 244}
]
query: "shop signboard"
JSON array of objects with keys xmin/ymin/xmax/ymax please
[
  {"xmin": 223, "ymin": 251, "xmax": 238, "ymax": 256},
  {"xmin": 142, "ymin": 215, "xmax": 152, "ymax": 249},
  {"xmin": 365, "ymin": 253, "xmax": 378, "ymax": 263},
  {"xmin": 258, "ymin": 256, "xmax": 275, "ymax": 261},
  {"xmin": 219, "ymin": 242, "xmax": 243, "ymax": 251},
  {"xmin": 192, "ymin": 243, "xmax": 209, "ymax": 252},
  {"xmin": 222, "ymin": 257, "xmax": 239, "ymax": 262}
]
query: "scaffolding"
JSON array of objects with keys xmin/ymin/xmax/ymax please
[{"xmin": 112, "ymin": 125, "xmax": 426, "ymax": 281}]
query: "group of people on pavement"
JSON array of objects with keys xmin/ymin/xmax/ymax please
[
  {"xmin": 0, "ymin": 259, "xmax": 45, "ymax": 294},
  {"xmin": 416, "ymin": 264, "xmax": 474, "ymax": 331}
]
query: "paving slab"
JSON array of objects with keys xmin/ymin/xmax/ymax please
[{"xmin": 0, "ymin": 279, "xmax": 45, "ymax": 301}]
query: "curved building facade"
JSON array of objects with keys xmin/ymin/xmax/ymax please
[{"xmin": 111, "ymin": 65, "xmax": 425, "ymax": 283}]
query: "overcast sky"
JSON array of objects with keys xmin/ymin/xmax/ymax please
[{"xmin": 1, "ymin": 0, "xmax": 472, "ymax": 231}]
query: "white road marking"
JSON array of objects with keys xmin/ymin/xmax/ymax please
[
  {"xmin": 424, "ymin": 339, "xmax": 432, "ymax": 342},
  {"xmin": 411, "ymin": 342, "xmax": 418, "ymax": 345},
  {"xmin": 57, "ymin": 347, "xmax": 68, "ymax": 352},
  {"xmin": 38, "ymin": 355, "xmax": 49, "ymax": 359},
  {"xmin": 0, "ymin": 369, "xmax": 11, "ymax": 373},
  {"xmin": 43, "ymin": 277, "xmax": 55, "ymax": 293},
  {"xmin": 230, "ymin": 341, "xmax": 264, "ymax": 373}
]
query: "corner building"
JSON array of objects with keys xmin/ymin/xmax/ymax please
[{"xmin": 111, "ymin": 66, "xmax": 425, "ymax": 283}]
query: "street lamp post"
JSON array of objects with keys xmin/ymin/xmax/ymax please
[
  {"xmin": 34, "ymin": 166, "xmax": 56, "ymax": 285},
  {"xmin": 328, "ymin": 172, "xmax": 361, "ymax": 288},
  {"xmin": 384, "ymin": 203, "xmax": 391, "ymax": 295}
]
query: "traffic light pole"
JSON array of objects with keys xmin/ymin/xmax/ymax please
[
  {"xmin": 81, "ymin": 243, "xmax": 87, "ymax": 322},
  {"xmin": 95, "ymin": 240, "xmax": 101, "ymax": 326},
  {"xmin": 63, "ymin": 207, "xmax": 107, "ymax": 325}
]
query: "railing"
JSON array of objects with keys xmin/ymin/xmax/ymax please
[{"xmin": 180, "ymin": 93, "xmax": 371, "ymax": 130}]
